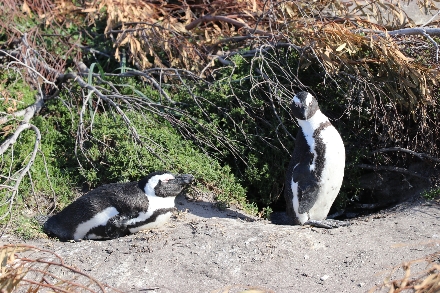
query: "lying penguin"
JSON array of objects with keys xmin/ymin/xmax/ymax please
[
  {"xmin": 43, "ymin": 171, "xmax": 194, "ymax": 241},
  {"xmin": 284, "ymin": 91, "xmax": 347, "ymax": 228}
]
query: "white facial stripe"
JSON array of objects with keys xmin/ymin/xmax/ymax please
[
  {"xmin": 144, "ymin": 173, "xmax": 175, "ymax": 196},
  {"xmin": 74, "ymin": 207, "xmax": 119, "ymax": 240}
]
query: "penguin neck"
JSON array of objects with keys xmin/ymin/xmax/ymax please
[
  {"xmin": 142, "ymin": 173, "xmax": 175, "ymax": 197},
  {"xmin": 144, "ymin": 184, "xmax": 156, "ymax": 197},
  {"xmin": 143, "ymin": 178, "xmax": 176, "ymax": 208},
  {"xmin": 297, "ymin": 109, "xmax": 329, "ymax": 133},
  {"xmin": 144, "ymin": 183, "xmax": 176, "ymax": 210}
]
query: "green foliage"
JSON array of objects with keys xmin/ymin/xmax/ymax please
[
  {"xmin": 421, "ymin": 188, "xmax": 440, "ymax": 200},
  {"xmin": 13, "ymin": 216, "xmax": 45, "ymax": 240},
  {"xmin": 0, "ymin": 96, "xmax": 77, "ymax": 230},
  {"xmin": 37, "ymin": 90, "xmax": 256, "ymax": 215},
  {"xmin": 80, "ymin": 110, "xmax": 256, "ymax": 214},
  {"xmin": 0, "ymin": 71, "xmax": 36, "ymax": 114},
  {"xmin": 174, "ymin": 54, "xmax": 296, "ymax": 211}
]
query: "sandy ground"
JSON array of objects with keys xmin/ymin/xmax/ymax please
[{"xmin": 2, "ymin": 194, "xmax": 440, "ymax": 293}]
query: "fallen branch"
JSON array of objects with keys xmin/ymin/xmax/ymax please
[
  {"xmin": 0, "ymin": 98, "xmax": 44, "ymax": 125},
  {"xmin": 386, "ymin": 27, "xmax": 440, "ymax": 37},
  {"xmin": 357, "ymin": 164, "xmax": 431, "ymax": 182},
  {"xmin": 378, "ymin": 27, "xmax": 440, "ymax": 61},
  {"xmin": 372, "ymin": 147, "xmax": 440, "ymax": 164},
  {"xmin": 0, "ymin": 123, "xmax": 41, "ymax": 221}
]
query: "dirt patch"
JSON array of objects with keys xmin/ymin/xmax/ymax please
[{"xmin": 2, "ymin": 194, "xmax": 440, "ymax": 293}]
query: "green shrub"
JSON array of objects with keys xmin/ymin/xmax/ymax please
[
  {"xmin": 173, "ymin": 54, "xmax": 296, "ymax": 210},
  {"xmin": 0, "ymin": 85, "xmax": 77, "ymax": 233},
  {"xmin": 422, "ymin": 188, "xmax": 440, "ymax": 200}
]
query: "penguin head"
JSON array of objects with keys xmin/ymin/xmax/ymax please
[
  {"xmin": 139, "ymin": 171, "xmax": 194, "ymax": 197},
  {"xmin": 291, "ymin": 91, "xmax": 320, "ymax": 120}
]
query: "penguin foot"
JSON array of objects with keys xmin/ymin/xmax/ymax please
[{"xmin": 305, "ymin": 219, "xmax": 350, "ymax": 229}]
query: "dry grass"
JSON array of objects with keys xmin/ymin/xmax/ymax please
[
  {"xmin": 370, "ymin": 251, "xmax": 440, "ymax": 293},
  {"xmin": 0, "ymin": 244, "xmax": 121, "ymax": 293}
]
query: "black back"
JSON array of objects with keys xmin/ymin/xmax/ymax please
[{"xmin": 43, "ymin": 181, "xmax": 146, "ymax": 240}]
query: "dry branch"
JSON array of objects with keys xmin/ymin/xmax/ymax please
[
  {"xmin": 185, "ymin": 15, "xmax": 271, "ymax": 36},
  {"xmin": 0, "ymin": 99, "xmax": 44, "ymax": 125},
  {"xmin": 386, "ymin": 27, "xmax": 440, "ymax": 37},
  {"xmin": 0, "ymin": 46, "xmax": 51, "ymax": 223},
  {"xmin": 357, "ymin": 164, "xmax": 431, "ymax": 182},
  {"xmin": 372, "ymin": 147, "xmax": 440, "ymax": 164},
  {"xmin": 384, "ymin": 27, "xmax": 440, "ymax": 61},
  {"xmin": 58, "ymin": 71, "xmax": 141, "ymax": 143},
  {"xmin": 0, "ymin": 123, "xmax": 41, "ymax": 222}
]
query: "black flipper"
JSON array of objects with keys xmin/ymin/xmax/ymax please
[{"xmin": 105, "ymin": 214, "xmax": 130, "ymax": 239}]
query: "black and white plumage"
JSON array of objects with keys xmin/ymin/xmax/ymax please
[
  {"xmin": 284, "ymin": 92, "xmax": 346, "ymax": 228},
  {"xmin": 43, "ymin": 171, "xmax": 194, "ymax": 241}
]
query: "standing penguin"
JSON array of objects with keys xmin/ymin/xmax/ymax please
[
  {"xmin": 43, "ymin": 171, "xmax": 194, "ymax": 241},
  {"xmin": 284, "ymin": 91, "xmax": 346, "ymax": 228}
]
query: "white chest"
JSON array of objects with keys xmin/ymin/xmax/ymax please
[{"xmin": 125, "ymin": 195, "xmax": 176, "ymax": 233}]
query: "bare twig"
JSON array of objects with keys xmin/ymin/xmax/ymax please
[
  {"xmin": 386, "ymin": 27, "xmax": 440, "ymax": 37},
  {"xmin": 58, "ymin": 71, "xmax": 141, "ymax": 143},
  {"xmin": 378, "ymin": 27, "xmax": 440, "ymax": 61}
]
